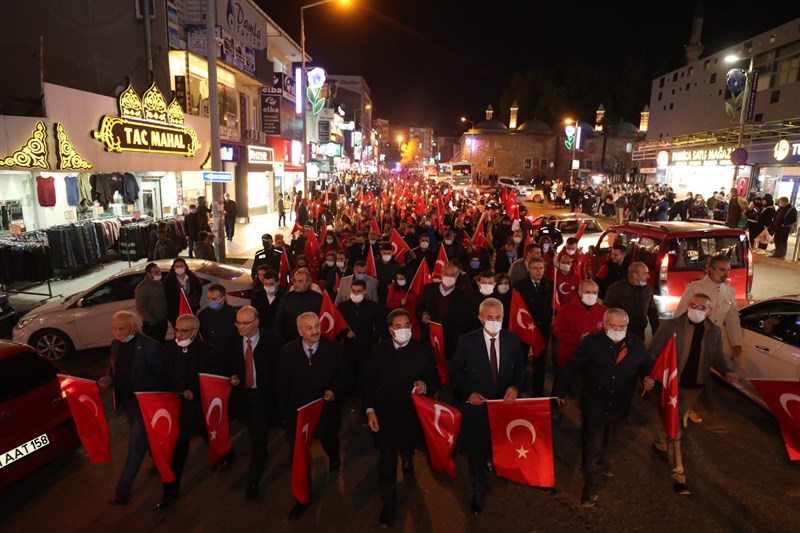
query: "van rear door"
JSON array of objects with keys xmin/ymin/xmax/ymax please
[{"xmin": 665, "ymin": 234, "xmax": 749, "ymax": 298}]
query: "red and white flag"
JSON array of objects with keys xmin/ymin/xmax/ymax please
[
  {"xmin": 366, "ymin": 245, "xmax": 377, "ymax": 278},
  {"xmin": 551, "ymin": 270, "xmax": 561, "ymax": 312},
  {"xmin": 303, "ymin": 229, "xmax": 321, "ymax": 280},
  {"xmin": 650, "ymin": 334, "xmax": 680, "ymax": 440},
  {"xmin": 750, "ymin": 379, "xmax": 800, "ymax": 461},
  {"xmin": 57, "ymin": 374, "xmax": 110, "ymax": 464},
  {"xmin": 371, "ymin": 218, "xmax": 381, "ymax": 236},
  {"xmin": 389, "ymin": 229, "xmax": 411, "ymax": 264},
  {"xmin": 508, "ymin": 289, "xmax": 546, "ymax": 356},
  {"xmin": 178, "ymin": 288, "xmax": 193, "ymax": 316},
  {"xmin": 199, "ymin": 373, "xmax": 232, "ymax": 466},
  {"xmin": 487, "ymin": 398, "xmax": 554, "ymax": 487},
  {"xmin": 411, "ymin": 394, "xmax": 461, "ymax": 479},
  {"xmin": 472, "ymin": 222, "xmax": 491, "ymax": 250},
  {"xmin": 292, "ymin": 398, "xmax": 325, "ymax": 504},
  {"xmin": 278, "ymin": 249, "xmax": 291, "ymax": 290},
  {"xmin": 319, "ymin": 291, "xmax": 349, "ymax": 340},
  {"xmin": 432, "ymin": 244, "xmax": 449, "ymax": 280},
  {"xmin": 319, "ymin": 223, "xmax": 327, "ymax": 246},
  {"xmin": 408, "ymin": 260, "xmax": 432, "ymax": 298},
  {"xmin": 135, "ymin": 391, "xmax": 182, "ymax": 482},
  {"xmin": 428, "ymin": 321, "xmax": 449, "ymax": 387},
  {"xmin": 574, "ymin": 220, "xmax": 588, "ymax": 242}
]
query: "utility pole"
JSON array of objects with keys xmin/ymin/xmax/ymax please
[{"xmin": 206, "ymin": 0, "xmax": 225, "ymax": 261}]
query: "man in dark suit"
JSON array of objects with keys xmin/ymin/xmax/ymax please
[
  {"xmin": 223, "ymin": 306, "xmax": 283, "ymax": 500},
  {"xmin": 198, "ymin": 284, "xmax": 239, "ymax": 351},
  {"xmin": 456, "ymin": 270, "xmax": 497, "ymax": 339},
  {"xmin": 416, "ymin": 263, "xmax": 468, "ymax": 361},
  {"xmin": 98, "ymin": 311, "xmax": 163, "ymax": 505},
  {"xmin": 450, "ymin": 298, "xmax": 526, "ymax": 514},
  {"xmin": 364, "ymin": 309, "xmax": 441, "ymax": 526},
  {"xmin": 554, "ymin": 308, "xmax": 655, "ymax": 507},
  {"xmin": 251, "ymin": 269, "xmax": 283, "ymax": 332},
  {"xmin": 272, "ymin": 268, "xmax": 323, "ymax": 342},
  {"xmin": 277, "ymin": 312, "xmax": 346, "ymax": 519},
  {"xmin": 346, "ymin": 232, "xmax": 370, "ymax": 264},
  {"xmin": 375, "ymin": 243, "xmax": 401, "ymax": 304},
  {"xmin": 512, "ymin": 257, "xmax": 554, "ymax": 397}
]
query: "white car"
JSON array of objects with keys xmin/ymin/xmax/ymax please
[
  {"xmin": 719, "ymin": 295, "xmax": 800, "ymax": 410},
  {"xmin": 13, "ymin": 259, "xmax": 253, "ymax": 360},
  {"xmin": 498, "ymin": 177, "xmax": 545, "ymax": 203}
]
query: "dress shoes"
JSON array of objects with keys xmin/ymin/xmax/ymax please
[
  {"xmin": 215, "ymin": 459, "xmax": 232, "ymax": 473},
  {"xmin": 244, "ymin": 482, "xmax": 259, "ymax": 500},
  {"xmin": 673, "ymin": 482, "xmax": 691, "ymax": 495},
  {"xmin": 470, "ymin": 492, "xmax": 485, "ymax": 515},
  {"xmin": 580, "ymin": 493, "xmax": 599, "ymax": 508},
  {"xmin": 109, "ymin": 493, "xmax": 130, "ymax": 506},
  {"xmin": 288, "ymin": 502, "xmax": 310, "ymax": 520},
  {"xmin": 651, "ymin": 443, "xmax": 669, "ymax": 463},
  {"xmin": 402, "ymin": 458, "xmax": 414, "ymax": 476},
  {"xmin": 485, "ymin": 461, "xmax": 495, "ymax": 474},
  {"xmin": 153, "ymin": 493, "xmax": 177, "ymax": 511},
  {"xmin": 379, "ymin": 504, "xmax": 397, "ymax": 527}
]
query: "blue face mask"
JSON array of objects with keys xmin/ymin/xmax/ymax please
[
  {"xmin": 208, "ymin": 300, "xmax": 223, "ymax": 311},
  {"xmin": 507, "ymin": 252, "xmax": 517, "ymax": 259},
  {"xmin": 355, "ymin": 273, "xmax": 366, "ymax": 281},
  {"xmin": 121, "ymin": 334, "xmax": 135, "ymax": 343},
  {"xmin": 470, "ymin": 260, "xmax": 480, "ymax": 269},
  {"xmin": 637, "ymin": 280, "xmax": 647, "ymax": 287}
]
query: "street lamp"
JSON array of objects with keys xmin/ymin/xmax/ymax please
[
  {"xmin": 725, "ymin": 53, "xmax": 755, "ymax": 191},
  {"xmin": 564, "ymin": 118, "xmax": 581, "ymax": 184},
  {"xmin": 460, "ymin": 116, "xmax": 475, "ymax": 164},
  {"xmin": 300, "ymin": 0, "xmax": 351, "ymax": 195}
]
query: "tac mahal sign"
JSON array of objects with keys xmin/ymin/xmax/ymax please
[{"xmin": 93, "ymin": 83, "xmax": 201, "ymax": 157}]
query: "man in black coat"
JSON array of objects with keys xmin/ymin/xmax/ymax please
[
  {"xmin": 184, "ymin": 205, "xmax": 200, "ymax": 258},
  {"xmin": 223, "ymin": 306, "xmax": 283, "ymax": 500},
  {"xmin": 154, "ymin": 314, "xmax": 221, "ymax": 511},
  {"xmin": 416, "ymin": 263, "xmax": 467, "ymax": 361},
  {"xmin": 251, "ymin": 233, "xmax": 284, "ymax": 279},
  {"xmin": 456, "ymin": 270, "xmax": 497, "ymax": 339},
  {"xmin": 594, "ymin": 245, "xmax": 630, "ymax": 299},
  {"xmin": 198, "ymin": 284, "xmax": 239, "ymax": 351},
  {"xmin": 405, "ymin": 233, "xmax": 438, "ymax": 274},
  {"xmin": 603, "ymin": 261, "xmax": 660, "ymax": 340},
  {"xmin": 512, "ymin": 258, "xmax": 554, "ymax": 397},
  {"xmin": 364, "ymin": 309, "xmax": 441, "ymax": 527},
  {"xmin": 554, "ymin": 308, "xmax": 654, "ymax": 507},
  {"xmin": 251, "ymin": 270, "xmax": 283, "ymax": 332},
  {"xmin": 272, "ymin": 268, "xmax": 323, "ymax": 342},
  {"xmin": 450, "ymin": 297, "xmax": 526, "ymax": 514},
  {"xmin": 346, "ymin": 232, "xmax": 370, "ymax": 265},
  {"xmin": 277, "ymin": 311, "xmax": 346, "ymax": 519},
  {"xmin": 375, "ymin": 243, "xmax": 401, "ymax": 304}
]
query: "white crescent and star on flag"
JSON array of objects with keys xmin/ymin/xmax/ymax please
[
  {"xmin": 780, "ymin": 393, "xmax": 800, "ymax": 419},
  {"xmin": 516, "ymin": 307, "xmax": 535, "ymax": 331},
  {"xmin": 151, "ymin": 409, "xmax": 173, "ymax": 444},
  {"xmin": 506, "ymin": 418, "xmax": 537, "ymax": 459},
  {"xmin": 205, "ymin": 397, "xmax": 223, "ymax": 440},
  {"xmin": 433, "ymin": 404, "xmax": 456, "ymax": 447},
  {"xmin": 78, "ymin": 393, "xmax": 99, "ymax": 417},
  {"xmin": 319, "ymin": 311, "xmax": 334, "ymax": 334}
]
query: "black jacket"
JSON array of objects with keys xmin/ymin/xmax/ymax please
[
  {"xmin": 272, "ymin": 289, "xmax": 323, "ymax": 342},
  {"xmin": 512, "ymin": 277, "xmax": 554, "ymax": 335},
  {"xmin": 337, "ymin": 299, "xmax": 385, "ymax": 355},
  {"xmin": 603, "ymin": 279, "xmax": 660, "ymax": 339},
  {"xmin": 161, "ymin": 338, "xmax": 221, "ymax": 431},
  {"xmin": 251, "ymin": 288, "xmax": 283, "ymax": 332},
  {"xmin": 106, "ymin": 333, "xmax": 163, "ymax": 411},
  {"xmin": 415, "ymin": 282, "xmax": 467, "ymax": 359},
  {"xmin": 198, "ymin": 302, "xmax": 240, "ymax": 350},
  {"xmin": 224, "ymin": 330, "xmax": 283, "ymax": 425}
]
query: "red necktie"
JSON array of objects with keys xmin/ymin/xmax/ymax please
[
  {"xmin": 615, "ymin": 343, "xmax": 628, "ymax": 366},
  {"xmin": 490, "ymin": 337, "xmax": 498, "ymax": 386},
  {"xmin": 245, "ymin": 339, "xmax": 254, "ymax": 388}
]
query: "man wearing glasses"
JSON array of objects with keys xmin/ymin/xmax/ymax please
[
  {"xmin": 648, "ymin": 293, "xmax": 739, "ymax": 496},
  {"xmin": 223, "ymin": 306, "xmax": 283, "ymax": 500}
]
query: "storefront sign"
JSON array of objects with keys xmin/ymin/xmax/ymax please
[
  {"xmin": 220, "ymin": 28, "xmax": 255, "ymax": 77},
  {"xmin": 773, "ymin": 139, "xmax": 800, "ymax": 162},
  {"xmin": 320, "ymin": 142, "xmax": 342, "ymax": 157},
  {"xmin": 670, "ymin": 146, "xmax": 733, "ymax": 164},
  {"xmin": 55, "ymin": 123, "xmax": 93, "ymax": 170},
  {"xmin": 247, "ymin": 145, "xmax": 273, "ymax": 164},
  {"xmin": 203, "ymin": 171, "xmax": 233, "ymax": 182},
  {"xmin": 217, "ymin": 0, "xmax": 266, "ymax": 49},
  {"xmin": 261, "ymin": 90, "xmax": 280, "ymax": 135},
  {"xmin": 93, "ymin": 83, "xmax": 201, "ymax": 157},
  {"xmin": 318, "ymin": 121, "xmax": 331, "ymax": 143},
  {"xmin": 220, "ymin": 144, "xmax": 237, "ymax": 162},
  {"xmin": 0, "ymin": 121, "xmax": 49, "ymax": 169}
]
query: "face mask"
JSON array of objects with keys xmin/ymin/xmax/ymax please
[
  {"xmin": 687, "ymin": 309, "xmax": 706, "ymax": 324},
  {"xmin": 265, "ymin": 285, "xmax": 277, "ymax": 295},
  {"xmin": 355, "ymin": 273, "xmax": 366, "ymax": 281},
  {"xmin": 444, "ymin": 239, "xmax": 454, "ymax": 245},
  {"xmin": 120, "ymin": 334, "xmax": 135, "ymax": 343},
  {"xmin": 151, "ymin": 274, "xmax": 162, "ymax": 282},
  {"xmin": 559, "ymin": 263, "xmax": 572, "ymax": 274},
  {"xmin": 637, "ymin": 280, "xmax": 647, "ymax": 287},
  {"xmin": 497, "ymin": 284, "xmax": 510, "ymax": 295},
  {"xmin": 425, "ymin": 221, "xmax": 432, "ymax": 227},
  {"xmin": 336, "ymin": 261, "xmax": 345, "ymax": 269},
  {"xmin": 393, "ymin": 327, "xmax": 412, "ymax": 344},
  {"xmin": 441, "ymin": 276, "xmax": 457, "ymax": 288},
  {"xmin": 382, "ymin": 254, "xmax": 392, "ymax": 262},
  {"xmin": 542, "ymin": 243, "xmax": 550, "ymax": 252},
  {"xmin": 174, "ymin": 267, "xmax": 186, "ymax": 275},
  {"xmin": 350, "ymin": 293, "xmax": 365, "ymax": 303},
  {"xmin": 470, "ymin": 260, "xmax": 480, "ymax": 269},
  {"xmin": 566, "ymin": 249, "xmax": 576, "ymax": 256},
  {"xmin": 581, "ymin": 293, "xmax": 598, "ymax": 306},
  {"xmin": 369, "ymin": 239, "xmax": 377, "ymax": 245},
  {"xmin": 419, "ymin": 241, "xmax": 429, "ymax": 250},
  {"xmin": 483, "ymin": 320, "xmax": 502, "ymax": 335},
  {"xmin": 175, "ymin": 337, "xmax": 193, "ymax": 348},
  {"xmin": 513, "ymin": 236, "xmax": 522, "ymax": 244},
  {"xmin": 507, "ymin": 252, "xmax": 517, "ymax": 259},
  {"xmin": 606, "ymin": 329, "xmax": 627, "ymax": 343},
  {"xmin": 326, "ymin": 260, "xmax": 335, "ymax": 267},
  {"xmin": 190, "ymin": 209, "xmax": 197, "ymax": 214},
  {"xmin": 479, "ymin": 283, "xmax": 495, "ymax": 296},
  {"xmin": 326, "ymin": 238, "xmax": 334, "ymax": 244},
  {"xmin": 396, "ymin": 279, "xmax": 407, "ymax": 287},
  {"xmin": 208, "ymin": 300, "xmax": 223, "ymax": 311}
]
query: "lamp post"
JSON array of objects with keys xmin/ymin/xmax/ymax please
[
  {"xmin": 564, "ymin": 118, "xmax": 581, "ymax": 184},
  {"xmin": 460, "ymin": 116, "xmax": 475, "ymax": 169},
  {"xmin": 725, "ymin": 53, "xmax": 755, "ymax": 193}
]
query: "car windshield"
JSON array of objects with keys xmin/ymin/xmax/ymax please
[
  {"xmin": 667, "ymin": 235, "xmax": 747, "ymax": 271},
  {"xmin": 199, "ymin": 263, "xmax": 247, "ymax": 280},
  {"xmin": 560, "ymin": 220, "xmax": 602, "ymax": 233}
]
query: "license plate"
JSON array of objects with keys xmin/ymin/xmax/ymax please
[{"xmin": 0, "ymin": 434, "xmax": 50, "ymax": 469}]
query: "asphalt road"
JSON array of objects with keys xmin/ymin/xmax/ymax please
[{"xmin": 1, "ymin": 346, "xmax": 799, "ymax": 533}]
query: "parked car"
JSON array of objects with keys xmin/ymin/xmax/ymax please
[
  {"xmin": 0, "ymin": 292, "xmax": 19, "ymax": 339},
  {"xmin": 586, "ymin": 220, "xmax": 753, "ymax": 317},
  {"xmin": 528, "ymin": 213, "xmax": 604, "ymax": 252},
  {"xmin": 12, "ymin": 259, "xmax": 253, "ymax": 360},
  {"xmin": 722, "ymin": 295, "xmax": 800, "ymax": 410},
  {"xmin": 497, "ymin": 177, "xmax": 545, "ymax": 203},
  {"xmin": 0, "ymin": 340, "xmax": 80, "ymax": 489}
]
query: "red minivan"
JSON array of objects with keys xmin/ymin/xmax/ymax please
[
  {"xmin": 0, "ymin": 341, "xmax": 79, "ymax": 489},
  {"xmin": 587, "ymin": 221, "xmax": 753, "ymax": 317}
]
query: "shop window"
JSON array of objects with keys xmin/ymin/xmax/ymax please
[
  {"xmin": 523, "ymin": 158, "xmax": 532, "ymax": 170},
  {"xmin": 187, "ymin": 73, "xmax": 238, "ymax": 128},
  {"xmin": 770, "ymin": 90, "xmax": 781, "ymax": 103},
  {"xmin": 539, "ymin": 158, "xmax": 549, "ymax": 170},
  {"xmin": 710, "ymin": 73, "xmax": 717, "ymax": 84}
]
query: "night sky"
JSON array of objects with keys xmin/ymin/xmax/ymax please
[{"xmin": 259, "ymin": 1, "xmax": 797, "ymax": 135}]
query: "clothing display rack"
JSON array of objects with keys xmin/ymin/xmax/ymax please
[{"xmin": 0, "ymin": 231, "xmax": 54, "ymax": 297}]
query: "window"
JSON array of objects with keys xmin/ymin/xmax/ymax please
[
  {"xmin": 771, "ymin": 90, "xmax": 781, "ymax": 103},
  {"xmin": 659, "ymin": 78, "xmax": 665, "ymax": 88},
  {"xmin": 704, "ymin": 60, "xmax": 710, "ymax": 71},
  {"xmin": 616, "ymin": 231, "xmax": 635, "ymax": 253},
  {"xmin": 672, "ymin": 89, "xmax": 675, "ymax": 95},
  {"xmin": 666, "ymin": 235, "xmax": 746, "ymax": 271},
  {"xmin": 669, "ymin": 103, "xmax": 674, "ymax": 110},
  {"xmin": 539, "ymin": 158, "xmax": 549, "ymax": 170},
  {"xmin": 770, "ymin": 40, "xmax": 800, "ymax": 88},
  {"xmin": 0, "ymin": 350, "xmax": 57, "ymax": 403},
  {"xmin": 710, "ymin": 73, "xmax": 717, "ymax": 84},
  {"xmin": 487, "ymin": 158, "xmax": 494, "ymax": 168},
  {"xmin": 597, "ymin": 231, "xmax": 617, "ymax": 254},
  {"xmin": 740, "ymin": 301, "xmax": 800, "ymax": 348},
  {"xmin": 523, "ymin": 158, "xmax": 532, "ymax": 170},
  {"xmin": 718, "ymin": 89, "xmax": 723, "ymax": 96},
  {"xmin": 755, "ymin": 113, "xmax": 764, "ymax": 121},
  {"xmin": 658, "ymin": 92, "xmax": 663, "ymax": 101},
  {"xmin": 83, "ymin": 274, "xmax": 145, "ymax": 306},
  {"xmin": 634, "ymin": 236, "xmax": 662, "ymax": 270},
  {"xmin": 688, "ymin": 66, "xmax": 693, "ymax": 76},
  {"xmin": 686, "ymin": 83, "xmax": 690, "ymax": 91},
  {"xmin": 583, "ymin": 160, "xmax": 593, "ymax": 170},
  {"xmin": 673, "ymin": 73, "xmax": 678, "ymax": 82}
]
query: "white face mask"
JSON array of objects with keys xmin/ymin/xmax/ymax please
[
  {"xmin": 542, "ymin": 243, "xmax": 550, "ymax": 252},
  {"xmin": 350, "ymin": 293, "xmax": 365, "ymax": 303},
  {"xmin": 687, "ymin": 309, "xmax": 706, "ymax": 324},
  {"xmin": 565, "ymin": 248, "xmax": 576, "ymax": 256},
  {"xmin": 479, "ymin": 283, "xmax": 495, "ymax": 296},
  {"xmin": 581, "ymin": 293, "xmax": 598, "ymax": 306},
  {"xmin": 513, "ymin": 236, "xmax": 522, "ymax": 244},
  {"xmin": 441, "ymin": 276, "xmax": 457, "ymax": 288},
  {"xmin": 559, "ymin": 263, "xmax": 572, "ymax": 274},
  {"xmin": 336, "ymin": 260, "xmax": 345, "ymax": 269},
  {"xmin": 419, "ymin": 241, "xmax": 429, "ymax": 250},
  {"xmin": 393, "ymin": 327, "xmax": 412, "ymax": 344},
  {"xmin": 444, "ymin": 239, "xmax": 454, "ymax": 245},
  {"xmin": 483, "ymin": 320, "xmax": 502, "ymax": 335},
  {"xmin": 175, "ymin": 337, "xmax": 193, "ymax": 348},
  {"xmin": 152, "ymin": 274, "xmax": 162, "ymax": 281},
  {"xmin": 265, "ymin": 285, "xmax": 277, "ymax": 295},
  {"xmin": 606, "ymin": 329, "xmax": 627, "ymax": 342},
  {"xmin": 120, "ymin": 334, "xmax": 135, "ymax": 343},
  {"xmin": 381, "ymin": 254, "xmax": 392, "ymax": 262},
  {"xmin": 497, "ymin": 284, "xmax": 510, "ymax": 294},
  {"xmin": 174, "ymin": 267, "xmax": 186, "ymax": 275},
  {"xmin": 396, "ymin": 279, "xmax": 407, "ymax": 287},
  {"xmin": 326, "ymin": 260, "xmax": 335, "ymax": 267}
]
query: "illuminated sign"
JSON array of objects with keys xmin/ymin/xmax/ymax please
[
  {"xmin": 217, "ymin": 0, "xmax": 266, "ymax": 49},
  {"xmin": 0, "ymin": 121, "xmax": 48, "ymax": 169},
  {"xmin": 320, "ymin": 143, "xmax": 342, "ymax": 157},
  {"xmin": 93, "ymin": 82, "xmax": 201, "ymax": 157},
  {"xmin": 670, "ymin": 146, "xmax": 732, "ymax": 164},
  {"xmin": 656, "ymin": 150, "xmax": 669, "ymax": 167},
  {"xmin": 221, "ymin": 145, "xmax": 236, "ymax": 162},
  {"xmin": 772, "ymin": 139, "xmax": 800, "ymax": 162},
  {"xmin": 203, "ymin": 171, "xmax": 233, "ymax": 183},
  {"xmin": 248, "ymin": 145, "xmax": 273, "ymax": 164},
  {"xmin": 55, "ymin": 123, "xmax": 92, "ymax": 170}
]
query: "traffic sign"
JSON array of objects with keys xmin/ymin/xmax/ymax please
[
  {"xmin": 203, "ymin": 171, "xmax": 233, "ymax": 183},
  {"xmin": 731, "ymin": 148, "xmax": 748, "ymax": 166}
]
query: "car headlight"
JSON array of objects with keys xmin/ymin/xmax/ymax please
[{"xmin": 15, "ymin": 316, "xmax": 36, "ymax": 330}]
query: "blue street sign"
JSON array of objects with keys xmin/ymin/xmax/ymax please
[{"xmin": 203, "ymin": 171, "xmax": 233, "ymax": 183}]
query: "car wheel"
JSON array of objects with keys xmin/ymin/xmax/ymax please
[
  {"xmin": 532, "ymin": 194, "xmax": 543, "ymax": 203},
  {"xmin": 29, "ymin": 329, "xmax": 74, "ymax": 361}
]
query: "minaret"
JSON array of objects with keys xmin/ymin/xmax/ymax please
[
  {"xmin": 639, "ymin": 105, "xmax": 650, "ymax": 132},
  {"xmin": 684, "ymin": 0, "xmax": 704, "ymax": 64},
  {"xmin": 595, "ymin": 103, "xmax": 605, "ymax": 132},
  {"xmin": 485, "ymin": 104, "xmax": 493, "ymax": 121},
  {"xmin": 509, "ymin": 101, "xmax": 519, "ymax": 129}
]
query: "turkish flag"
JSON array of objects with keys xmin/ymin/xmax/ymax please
[
  {"xmin": 366, "ymin": 245, "xmax": 377, "ymax": 278},
  {"xmin": 408, "ymin": 260, "xmax": 432, "ymax": 299},
  {"xmin": 414, "ymin": 196, "xmax": 426, "ymax": 216},
  {"xmin": 290, "ymin": 219, "xmax": 303, "ymax": 236},
  {"xmin": 505, "ymin": 190, "xmax": 518, "ymax": 219},
  {"xmin": 509, "ymin": 289, "xmax": 546, "ymax": 356},
  {"xmin": 501, "ymin": 186, "xmax": 509, "ymax": 204},
  {"xmin": 278, "ymin": 249, "xmax": 291, "ymax": 290},
  {"xmin": 650, "ymin": 334, "xmax": 680, "ymax": 440},
  {"xmin": 551, "ymin": 270, "xmax": 561, "ymax": 312},
  {"xmin": 371, "ymin": 218, "xmax": 380, "ymax": 236},
  {"xmin": 462, "ymin": 232, "xmax": 473, "ymax": 251},
  {"xmin": 198, "ymin": 373, "xmax": 232, "ymax": 466},
  {"xmin": 304, "ymin": 229, "xmax": 321, "ymax": 280},
  {"xmin": 574, "ymin": 220, "xmax": 587, "ymax": 242},
  {"xmin": 319, "ymin": 291, "xmax": 349, "ymax": 340},
  {"xmin": 357, "ymin": 187, "xmax": 363, "ymax": 202},
  {"xmin": 411, "ymin": 394, "xmax": 461, "ymax": 479},
  {"xmin": 292, "ymin": 398, "xmax": 325, "ymax": 504},
  {"xmin": 178, "ymin": 289, "xmax": 193, "ymax": 316},
  {"xmin": 750, "ymin": 379, "xmax": 800, "ymax": 460},
  {"xmin": 487, "ymin": 398, "xmax": 555, "ymax": 487},
  {"xmin": 390, "ymin": 229, "xmax": 411, "ymax": 264},
  {"xmin": 472, "ymin": 222, "xmax": 491, "ymax": 250},
  {"xmin": 444, "ymin": 186, "xmax": 452, "ymax": 205},
  {"xmin": 432, "ymin": 244, "xmax": 449, "ymax": 280},
  {"xmin": 57, "ymin": 374, "xmax": 111, "ymax": 464},
  {"xmin": 135, "ymin": 391, "xmax": 182, "ymax": 482},
  {"xmin": 428, "ymin": 321, "xmax": 449, "ymax": 386},
  {"xmin": 319, "ymin": 223, "xmax": 327, "ymax": 246}
]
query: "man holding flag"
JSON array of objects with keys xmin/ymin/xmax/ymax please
[{"xmin": 647, "ymin": 293, "xmax": 738, "ymax": 496}]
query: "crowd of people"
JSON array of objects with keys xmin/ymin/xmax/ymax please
[{"xmin": 101, "ymin": 173, "xmax": 749, "ymax": 525}]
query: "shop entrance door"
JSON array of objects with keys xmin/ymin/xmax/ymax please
[
  {"xmin": 140, "ymin": 179, "xmax": 163, "ymax": 218},
  {"xmin": 776, "ymin": 177, "xmax": 800, "ymax": 209}
]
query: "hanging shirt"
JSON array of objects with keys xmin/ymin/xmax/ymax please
[
  {"xmin": 36, "ymin": 176, "xmax": 57, "ymax": 206},
  {"xmin": 64, "ymin": 176, "xmax": 80, "ymax": 206}
]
